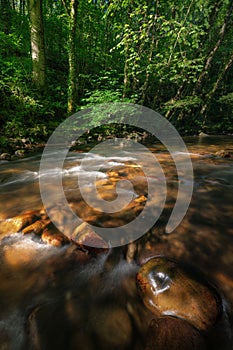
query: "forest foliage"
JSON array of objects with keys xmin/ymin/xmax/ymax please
[{"xmin": 0, "ymin": 0, "xmax": 233, "ymax": 150}]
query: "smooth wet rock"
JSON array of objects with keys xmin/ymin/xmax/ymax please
[
  {"xmin": 145, "ymin": 316, "xmax": 206, "ymax": 350},
  {"xmin": 22, "ymin": 218, "xmax": 50, "ymax": 235},
  {"xmin": 39, "ymin": 206, "xmax": 49, "ymax": 220},
  {"xmin": 0, "ymin": 212, "xmax": 39, "ymax": 237},
  {"xmin": 41, "ymin": 225, "xmax": 70, "ymax": 247},
  {"xmin": 136, "ymin": 257, "xmax": 221, "ymax": 331},
  {"xmin": 71, "ymin": 222, "xmax": 109, "ymax": 252}
]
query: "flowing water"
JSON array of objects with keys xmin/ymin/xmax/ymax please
[{"xmin": 0, "ymin": 135, "xmax": 232, "ymax": 349}]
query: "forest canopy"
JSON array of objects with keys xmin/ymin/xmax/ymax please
[{"xmin": 0, "ymin": 0, "xmax": 233, "ymax": 150}]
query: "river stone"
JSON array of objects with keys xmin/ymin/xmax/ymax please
[
  {"xmin": 0, "ymin": 212, "xmax": 39, "ymax": 237},
  {"xmin": 0, "ymin": 153, "xmax": 11, "ymax": 160},
  {"xmin": 14, "ymin": 149, "xmax": 25, "ymax": 157},
  {"xmin": 22, "ymin": 218, "xmax": 50, "ymax": 235},
  {"xmin": 27, "ymin": 302, "xmax": 73, "ymax": 349},
  {"xmin": 41, "ymin": 225, "xmax": 70, "ymax": 247},
  {"xmin": 89, "ymin": 305, "xmax": 133, "ymax": 349},
  {"xmin": 71, "ymin": 222, "xmax": 109, "ymax": 252},
  {"xmin": 199, "ymin": 132, "xmax": 209, "ymax": 137},
  {"xmin": 136, "ymin": 257, "xmax": 221, "ymax": 331},
  {"xmin": 215, "ymin": 150, "xmax": 231, "ymax": 158},
  {"xmin": 145, "ymin": 316, "xmax": 206, "ymax": 350}
]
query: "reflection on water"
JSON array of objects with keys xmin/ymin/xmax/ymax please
[{"xmin": 0, "ymin": 136, "xmax": 233, "ymax": 349}]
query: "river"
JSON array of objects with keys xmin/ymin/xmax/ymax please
[{"xmin": 0, "ymin": 135, "xmax": 232, "ymax": 349}]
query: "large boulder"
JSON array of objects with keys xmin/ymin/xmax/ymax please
[{"xmin": 136, "ymin": 257, "xmax": 221, "ymax": 331}]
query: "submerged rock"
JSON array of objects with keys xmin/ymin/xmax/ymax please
[
  {"xmin": 136, "ymin": 257, "xmax": 221, "ymax": 331},
  {"xmin": 145, "ymin": 316, "xmax": 206, "ymax": 350},
  {"xmin": 89, "ymin": 305, "xmax": 133, "ymax": 349},
  {"xmin": 215, "ymin": 150, "xmax": 231, "ymax": 158}
]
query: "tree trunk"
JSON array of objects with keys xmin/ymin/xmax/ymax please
[
  {"xmin": 1, "ymin": 0, "xmax": 12, "ymax": 34},
  {"xmin": 167, "ymin": 0, "xmax": 194, "ymax": 66},
  {"xmin": 164, "ymin": 81, "xmax": 186, "ymax": 119},
  {"xmin": 27, "ymin": 0, "xmax": 46, "ymax": 89},
  {"xmin": 193, "ymin": 0, "xmax": 233, "ymax": 95},
  {"xmin": 20, "ymin": 0, "xmax": 26, "ymax": 17},
  {"xmin": 12, "ymin": 0, "xmax": 15, "ymax": 11},
  {"xmin": 165, "ymin": 0, "xmax": 224, "ymax": 120},
  {"xmin": 122, "ymin": 38, "xmax": 130, "ymax": 99},
  {"xmin": 67, "ymin": 0, "xmax": 78, "ymax": 115},
  {"xmin": 200, "ymin": 50, "xmax": 233, "ymax": 118},
  {"xmin": 141, "ymin": 28, "xmax": 155, "ymax": 105}
]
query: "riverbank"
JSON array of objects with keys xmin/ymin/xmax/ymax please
[{"xmin": 1, "ymin": 133, "xmax": 233, "ymax": 161}]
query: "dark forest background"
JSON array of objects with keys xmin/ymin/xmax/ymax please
[{"xmin": 0, "ymin": 0, "xmax": 233, "ymax": 151}]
